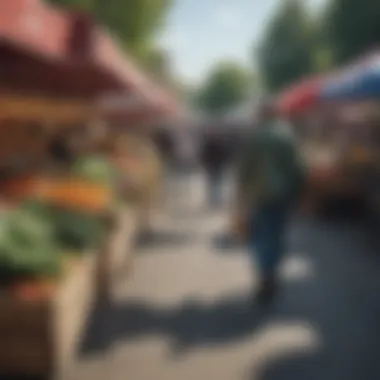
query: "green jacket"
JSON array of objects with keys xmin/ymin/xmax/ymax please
[{"xmin": 237, "ymin": 119, "xmax": 305, "ymax": 207}]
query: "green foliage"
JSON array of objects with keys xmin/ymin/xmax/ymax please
[
  {"xmin": 46, "ymin": 0, "xmax": 95, "ymax": 11},
  {"xmin": 0, "ymin": 209, "xmax": 60, "ymax": 279},
  {"xmin": 45, "ymin": 0, "xmax": 172, "ymax": 62},
  {"xmin": 96, "ymin": 0, "xmax": 172, "ymax": 59},
  {"xmin": 143, "ymin": 48, "xmax": 170, "ymax": 80},
  {"xmin": 324, "ymin": 0, "xmax": 380, "ymax": 65},
  {"xmin": 22, "ymin": 199, "xmax": 108, "ymax": 252},
  {"xmin": 257, "ymin": 0, "xmax": 380, "ymax": 90},
  {"xmin": 257, "ymin": 0, "xmax": 316, "ymax": 92},
  {"xmin": 50, "ymin": 207, "xmax": 107, "ymax": 251},
  {"xmin": 196, "ymin": 62, "xmax": 251, "ymax": 115},
  {"xmin": 71, "ymin": 155, "xmax": 120, "ymax": 187},
  {"xmin": 313, "ymin": 46, "xmax": 334, "ymax": 73}
]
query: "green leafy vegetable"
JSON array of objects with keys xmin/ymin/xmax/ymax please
[
  {"xmin": 0, "ymin": 209, "xmax": 60, "ymax": 280},
  {"xmin": 21, "ymin": 199, "xmax": 108, "ymax": 252},
  {"xmin": 51, "ymin": 207, "xmax": 107, "ymax": 251},
  {"xmin": 71, "ymin": 155, "xmax": 120, "ymax": 186}
]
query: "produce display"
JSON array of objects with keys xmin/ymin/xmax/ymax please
[
  {"xmin": 0, "ymin": 135, "xmax": 162, "ymax": 303},
  {"xmin": 23, "ymin": 199, "xmax": 108, "ymax": 251},
  {"xmin": 72, "ymin": 155, "xmax": 120, "ymax": 186},
  {"xmin": 0, "ymin": 208, "xmax": 60, "ymax": 283},
  {"xmin": 39, "ymin": 177, "xmax": 114, "ymax": 212},
  {"xmin": 0, "ymin": 154, "xmax": 122, "ymax": 300}
]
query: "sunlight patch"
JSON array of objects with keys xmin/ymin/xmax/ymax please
[
  {"xmin": 249, "ymin": 322, "xmax": 321, "ymax": 378},
  {"xmin": 281, "ymin": 255, "xmax": 314, "ymax": 282}
]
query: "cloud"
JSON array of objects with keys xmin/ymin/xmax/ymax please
[{"xmin": 214, "ymin": 5, "xmax": 244, "ymax": 29}]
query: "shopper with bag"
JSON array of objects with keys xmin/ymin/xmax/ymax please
[{"xmin": 235, "ymin": 101, "xmax": 305, "ymax": 305}]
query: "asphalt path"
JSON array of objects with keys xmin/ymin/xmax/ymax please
[{"xmin": 74, "ymin": 172, "xmax": 380, "ymax": 380}]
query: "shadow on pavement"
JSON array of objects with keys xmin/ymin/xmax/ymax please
[
  {"xmin": 81, "ymin": 216, "xmax": 380, "ymax": 380},
  {"xmin": 136, "ymin": 229, "xmax": 196, "ymax": 250},
  {"xmin": 81, "ymin": 293, "xmax": 268, "ymax": 356},
  {"xmin": 212, "ymin": 231, "xmax": 245, "ymax": 252}
]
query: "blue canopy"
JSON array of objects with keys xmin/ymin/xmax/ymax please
[{"xmin": 320, "ymin": 58, "xmax": 380, "ymax": 100}]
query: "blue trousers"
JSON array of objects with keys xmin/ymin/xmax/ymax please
[{"xmin": 248, "ymin": 200, "xmax": 290, "ymax": 278}]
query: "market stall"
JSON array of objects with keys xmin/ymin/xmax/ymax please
[
  {"xmin": 314, "ymin": 54, "xmax": 380, "ymax": 208},
  {"xmin": 320, "ymin": 53, "xmax": 380, "ymax": 101},
  {"xmin": 0, "ymin": 1, "xmax": 174, "ymax": 377},
  {"xmin": 279, "ymin": 52, "xmax": 380, "ymax": 212},
  {"xmin": 276, "ymin": 76, "xmax": 323, "ymax": 119},
  {"xmin": 0, "ymin": 127, "xmax": 132, "ymax": 378}
]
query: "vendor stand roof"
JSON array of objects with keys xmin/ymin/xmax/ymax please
[
  {"xmin": 0, "ymin": 0, "xmax": 179, "ymax": 122},
  {"xmin": 276, "ymin": 51, "xmax": 380, "ymax": 117},
  {"xmin": 276, "ymin": 76, "xmax": 324, "ymax": 117},
  {"xmin": 0, "ymin": 0, "xmax": 125, "ymax": 98},
  {"xmin": 320, "ymin": 53, "xmax": 380, "ymax": 101}
]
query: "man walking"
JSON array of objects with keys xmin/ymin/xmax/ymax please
[
  {"xmin": 201, "ymin": 126, "xmax": 231, "ymax": 208},
  {"xmin": 235, "ymin": 101, "xmax": 305, "ymax": 305}
]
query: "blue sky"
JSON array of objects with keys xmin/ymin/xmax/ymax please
[{"xmin": 158, "ymin": 0, "xmax": 327, "ymax": 85}]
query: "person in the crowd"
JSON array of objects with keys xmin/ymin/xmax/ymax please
[
  {"xmin": 154, "ymin": 129, "xmax": 190, "ymax": 206},
  {"xmin": 235, "ymin": 100, "xmax": 305, "ymax": 305},
  {"xmin": 200, "ymin": 125, "xmax": 231, "ymax": 208}
]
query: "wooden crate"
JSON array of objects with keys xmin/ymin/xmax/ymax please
[
  {"xmin": 0, "ymin": 253, "xmax": 97, "ymax": 379},
  {"xmin": 96, "ymin": 206, "xmax": 141, "ymax": 300}
]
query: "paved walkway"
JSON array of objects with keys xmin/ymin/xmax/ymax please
[{"xmin": 74, "ymin": 174, "xmax": 380, "ymax": 380}]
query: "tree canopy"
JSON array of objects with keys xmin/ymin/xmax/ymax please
[
  {"xmin": 257, "ymin": 0, "xmax": 316, "ymax": 93},
  {"xmin": 45, "ymin": 0, "xmax": 172, "ymax": 63},
  {"xmin": 46, "ymin": 0, "xmax": 94, "ymax": 12},
  {"xmin": 94, "ymin": 0, "xmax": 171, "ymax": 59},
  {"xmin": 195, "ymin": 62, "xmax": 252, "ymax": 115},
  {"xmin": 256, "ymin": 0, "xmax": 380, "ymax": 93},
  {"xmin": 323, "ymin": 0, "xmax": 380, "ymax": 65}
]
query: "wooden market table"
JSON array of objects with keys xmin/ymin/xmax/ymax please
[
  {"xmin": 0, "ymin": 253, "xmax": 97, "ymax": 379},
  {"xmin": 0, "ymin": 205, "xmax": 142, "ymax": 379}
]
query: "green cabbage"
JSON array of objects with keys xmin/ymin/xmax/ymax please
[
  {"xmin": 21, "ymin": 199, "xmax": 108, "ymax": 252},
  {"xmin": 71, "ymin": 155, "xmax": 120, "ymax": 186},
  {"xmin": 51, "ymin": 207, "xmax": 107, "ymax": 251},
  {"xmin": 0, "ymin": 209, "xmax": 60, "ymax": 279}
]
